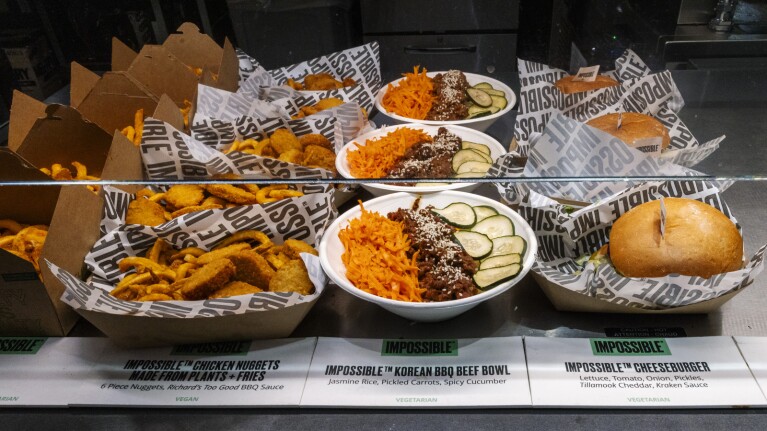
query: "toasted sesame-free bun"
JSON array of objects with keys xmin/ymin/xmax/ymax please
[
  {"xmin": 553, "ymin": 75, "xmax": 619, "ymax": 94},
  {"xmin": 609, "ymin": 198, "xmax": 743, "ymax": 278},
  {"xmin": 587, "ymin": 112, "xmax": 671, "ymax": 150}
]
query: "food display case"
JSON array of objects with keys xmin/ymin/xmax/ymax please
[{"xmin": 2, "ymin": 0, "xmax": 767, "ymax": 429}]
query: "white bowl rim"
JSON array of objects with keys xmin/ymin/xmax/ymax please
[
  {"xmin": 335, "ymin": 123, "xmax": 507, "ymax": 193},
  {"xmin": 374, "ymin": 71, "xmax": 517, "ymax": 125},
  {"xmin": 319, "ymin": 190, "xmax": 538, "ymax": 310}
]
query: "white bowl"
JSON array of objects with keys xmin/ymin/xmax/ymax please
[
  {"xmin": 336, "ymin": 124, "xmax": 507, "ymax": 197},
  {"xmin": 374, "ymin": 71, "xmax": 516, "ymax": 132},
  {"xmin": 319, "ymin": 191, "xmax": 538, "ymax": 322}
]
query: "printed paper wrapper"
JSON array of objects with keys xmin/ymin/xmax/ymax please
[
  {"xmin": 514, "ymin": 50, "xmax": 716, "ymax": 162},
  {"xmin": 193, "ymin": 83, "xmax": 372, "ymax": 148},
  {"xmin": 491, "ymin": 113, "xmax": 728, "ymax": 205},
  {"xmin": 236, "ymin": 42, "xmax": 381, "ymax": 113},
  {"xmin": 236, "ymin": 47, "xmax": 268, "ymax": 86},
  {"xmin": 54, "ymin": 189, "xmax": 333, "ymax": 318},
  {"xmin": 520, "ymin": 181, "xmax": 766, "ymax": 310},
  {"xmin": 141, "ymin": 117, "xmax": 336, "ymax": 181}
]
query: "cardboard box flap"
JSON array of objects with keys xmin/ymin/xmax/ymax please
[
  {"xmin": 214, "ymin": 38, "xmax": 240, "ymax": 93},
  {"xmin": 162, "ymin": 22, "xmax": 223, "ymax": 73},
  {"xmin": 70, "ymin": 62, "xmax": 101, "ymax": 109},
  {"xmin": 101, "ymin": 132, "xmax": 144, "ymax": 182},
  {"xmin": 0, "ymin": 149, "xmax": 61, "ymax": 223},
  {"xmin": 112, "ymin": 37, "xmax": 138, "ymax": 72},
  {"xmin": 9, "ymin": 90, "xmax": 48, "ymax": 152},
  {"xmin": 15, "ymin": 104, "xmax": 113, "ymax": 176},
  {"xmin": 126, "ymin": 45, "xmax": 198, "ymax": 107},
  {"xmin": 152, "ymin": 93, "xmax": 185, "ymax": 131},
  {"xmin": 76, "ymin": 71, "xmax": 159, "ymax": 135}
]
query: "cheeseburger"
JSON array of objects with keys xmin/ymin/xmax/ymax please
[
  {"xmin": 554, "ymin": 74, "xmax": 619, "ymax": 94},
  {"xmin": 609, "ymin": 198, "xmax": 743, "ymax": 278},
  {"xmin": 587, "ymin": 112, "xmax": 671, "ymax": 150}
]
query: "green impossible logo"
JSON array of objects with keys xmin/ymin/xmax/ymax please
[
  {"xmin": 171, "ymin": 341, "xmax": 251, "ymax": 356},
  {"xmin": 381, "ymin": 340, "xmax": 458, "ymax": 356},
  {"xmin": 590, "ymin": 338, "xmax": 671, "ymax": 356},
  {"xmin": 0, "ymin": 337, "xmax": 47, "ymax": 355}
]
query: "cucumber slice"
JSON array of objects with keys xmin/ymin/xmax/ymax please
[
  {"xmin": 472, "ymin": 215, "xmax": 514, "ymax": 239},
  {"xmin": 467, "ymin": 148, "xmax": 492, "ymax": 163},
  {"xmin": 466, "ymin": 88, "xmax": 493, "ymax": 107},
  {"xmin": 431, "ymin": 202, "xmax": 476, "ymax": 228},
  {"xmin": 461, "ymin": 141, "xmax": 491, "ymax": 155},
  {"xmin": 453, "ymin": 172, "xmax": 485, "ymax": 178},
  {"xmin": 482, "ymin": 88, "xmax": 506, "ymax": 97},
  {"xmin": 456, "ymin": 160, "xmax": 492, "ymax": 174},
  {"xmin": 473, "ymin": 205, "xmax": 498, "ymax": 223},
  {"xmin": 472, "ymin": 82, "xmax": 493, "ymax": 89},
  {"xmin": 487, "ymin": 235, "xmax": 526, "ymax": 258},
  {"xmin": 467, "ymin": 105, "xmax": 492, "ymax": 118},
  {"xmin": 474, "ymin": 264, "xmax": 521, "ymax": 290},
  {"xmin": 452, "ymin": 149, "xmax": 490, "ymax": 172},
  {"xmin": 480, "ymin": 253, "xmax": 521, "ymax": 270},
  {"xmin": 454, "ymin": 231, "xmax": 493, "ymax": 259},
  {"xmin": 490, "ymin": 95, "xmax": 507, "ymax": 111}
]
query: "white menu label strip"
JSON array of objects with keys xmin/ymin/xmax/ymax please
[
  {"xmin": 526, "ymin": 336, "xmax": 765, "ymax": 407},
  {"xmin": 734, "ymin": 337, "xmax": 767, "ymax": 403},
  {"xmin": 572, "ymin": 65, "xmax": 600, "ymax": 82},
  {"xmin": 0, "ymin": 337, "xmax": 108, "ymax": 406},
  {"xmin": 300, "ymin": 337, "xmax": 530, "ymax": 408},
  {"xmin": 73, "ymin": 338, "xmax": 316, "ymax": 407}
]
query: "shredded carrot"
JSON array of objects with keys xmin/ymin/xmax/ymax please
[
  {"xmin": 382, "ymin": 66, "xmax": 434, "ymax": 120},
  {"xmin": 339, "ymin": 203, "xmax": 423, "ymax": 302},
  {"xmin": 347, "ymin": 127, "xmax": 432, "ymax": 178}
]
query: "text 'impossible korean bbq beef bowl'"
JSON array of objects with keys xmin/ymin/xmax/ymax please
[
  {"xmin": 336, "ymin": 123, "xmax": 507, "ymax": 196},
  {"xmin": 374, "ymin": 68, "xmax": 516, "ymax": 132},
  {"xmin": 319, "ymin": 191, "xmax": 537, "ymax": 322}
]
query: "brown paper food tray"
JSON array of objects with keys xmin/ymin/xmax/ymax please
[
  {"xmin": 77, "ymin": 296, "xmax": 320, "ymax": 348},
  {"xmin": 0, "ymin": 151, "xmax": 103, "ymax": 335},
  {"xmin": 532, "ymin": 272, "xmax": 741, "ymax": 314}
]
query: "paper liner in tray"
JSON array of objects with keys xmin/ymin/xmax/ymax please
[
  {"xmin": 490, "ymin": 113, "xmax": 727, "ymax": 206},
  {"xmin": 236, "ymin": 42, "xmax": 381, "ymax": 113},
  {"xmin": 49, "ymin": 189, "xmax": 333, "ymax": 346},
  {"xmin": 514, "ymin": 49, "xmax": 716, "ymax": 161},
  {"xmin": 519, "ymin": 182, "xmax": 767, "ymax": 312}
]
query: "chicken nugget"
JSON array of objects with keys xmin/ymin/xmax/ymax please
[
  {"xmin": 204, "ymin": 184, "xmax": 258, "ymax": 205},
  {"xmin": 284, "ymin": 239, "xmax": 319, "ymax": 257},
  {"xmin": 298, "ymin": 133, "xmax": 334, "ymax": 152},
  {"xmin": 208, "ymin": 281, "xmax": 264, "ymax": 299},
  {"xmin": 202, "ymin": 196, "xmax": 227, "ymax": 206},
  {"xmin": 304, "ymin": 73, "xmax": 342, "ymax": 91},
  {"xmin": 268, "ymin": 260, "xmax": 314, "ymax": 295},
  {"xmin": 174, "ymin": 258, "xmax": 235, "ymax": 300},
  {"xmin": 278, "ymin": 149, "xmax": 304, "ymax": 164},
  {"xmin": 226, "ymin": 250, "xmax": 274, "ymax": 290},
  {"xmin": 302, "ymin": 145, "xmax": 337, "ymax": 173},
  {"xmin": 127, "ymin": 198, "xmax": 167, "ymax": 226},
  {"xmin": 165, "ymin": 184, "xmax": 205, "ymax": 208},
  {"xmin": 269, "ymin": 129, "xmax": 303, "ymax": 154},
  {"xmin": 342, "ymin": 77, "xmax": 357, "ymax": 87},
  {"xmin": 170, "ymin": 203, "xmax": 223, "ymax": 218},
  {"xmin": 315, "ymin": 97, "xmax": 344, "ymax": 111},
  {"xmin": 286, "ymin": 78, "xmax": 303, "ymax": 90},
  {"xmin": 195, "ymin": 243, "xmax": 251, "ymax": 265}
]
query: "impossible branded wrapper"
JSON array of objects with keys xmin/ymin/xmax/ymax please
[
  {"xmin": 50, "ymin": 188, "xmax": 334, "ymax": 347},
  {"xmin": 520, "ymin": 182, "xmax": 766, "ymax": 313}
]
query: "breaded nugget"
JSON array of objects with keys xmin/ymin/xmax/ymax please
[
  {"xmin": 278, "ymin": 149, "xmax": 304, "ymax": 164},
  {"xmin": 315, "ymin": 97, "xmax": 344, "ymax": 111},
  {"xmin": 302, "ymin": 145, "xmax": 337, "ymax": 173},
  {"xmin": 342, "ymin": 77, "xmax": 356, "ymax": 87},
  {"xmin": 126, "ymin": 198, "xmax": 167, "ymax": 226},
  {"xmin": 227, "ymin": 250, "xmax": 275, "ymax": 290},
  {"xmin": 298, "ymin": 133, "xmax": 334, "ymax": 152},
  {"xmin": 284, "ymin": 239, "xmax": 319, "ymax": 258},
  {"xmin": 208, "ymin": 281, "xmax": 264, "ymax": 299},
  {"xmin": 195, "ymin": 243, "xmax": 251, "ymax": 265},
  {"xmin": 304, "ymin": 73, "xmax": 342, "ymax": 90},
  {"xmin": 204, "ymin": 184, "xmax": 258, "ymax": 205},
  {"xmin": 164, "ymin": 185, "xmax": 205, "ymax": 208},
  {"xmin": 170, "ymin": 203, "xmax": 223, "ymax": 218},
  {"xmin": 269, "ymin": 129, "xmax": 303, "ymax": 154},
  {"xmin": 174, "ymin": 258, "xmax": 235, "ymax": 300},
  {"xmin": 268, "ymin": 260, "xmax": 314, "ymax": 295}
]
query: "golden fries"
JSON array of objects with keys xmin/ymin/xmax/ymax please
[
  {"xmin": 39, "ymin": 161, "xmax": 100, "ymax": 193},
  {"xmin": 0, "ymin": 220, "xmax": 48, "ymax": 278},
  {"xmin": 222, "ymin": 128, "xmax": 337, "ymax": 174},
  {"xmin": 109, "ymin": 231, "xmax": 316, "ymax": 302}
]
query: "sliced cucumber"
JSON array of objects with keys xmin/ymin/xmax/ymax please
[
  {"xmin": 480, "ymin": 253, "xmax": 521, "ymax": 270},
  {"xmin": 490, "ymin": 95, "xmax": 507, "ymax": 111},
  {"xmin": 431, "ymin": 202, "xmax": 476, "ymax": 228},
  {"xmin": 472, "ymin": 215, "xmax": 514, "ymax": 239},
  {"xmin": 452, "ymin": 149, "xmax": 490, "ymax": 172},
  {"xmin": 467, "ymin": 105, "xmax": 492, "ymax": 118},
  {"xmin": 461, "ymin": 141, "xmax": 491, "ymax": 155},
  {"xmin": 456, "ymin": 160, "xmax": 492, "ymax": 174},
  {"xmin": 453, "ymin": 171, "xmax": 485, "ymax": 178},
  {"xmin": 472, "ymin": 82, "xmax": 493, "ymax": 89},
  {"xmin": 466, "ymin": 88, "xmax": 493, "ymax": 107},
  {"xmin": 454, "ymin": 231, "xmax": 493, "ymax": 259},
  {"xmin": 473, "ymin": 264, "xmax": 521, "ymax": 290},
  {"xmin": 482, "ymin": 88, "xmax": 506, "ymax": 97},
  {"xmin": 467, "ymin": 148, "xmax": 492, "ymax": 163},
  {"xmin": 487, "ymin": 235, "xmax": 526, "ymax": 258},
  {"xmin": 473, "ymin": 205, "xmax": 498, "ymax": 223}
]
